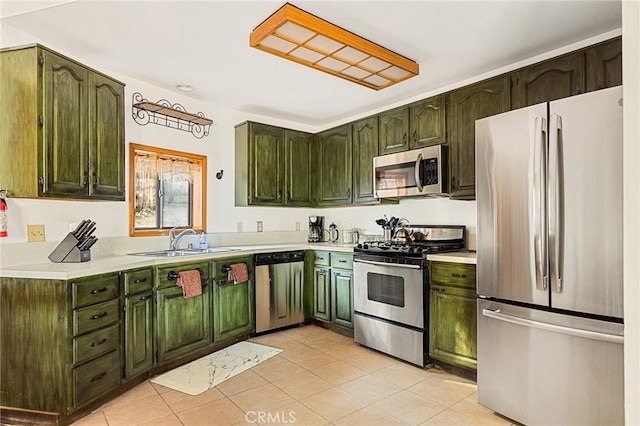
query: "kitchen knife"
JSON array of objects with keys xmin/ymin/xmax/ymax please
[
  {"xmin": 73, "ymin": 220, "xmax": 91, "ymax": 238},
  {"xmin": 83, "ymin": 236, "xmax": 98, "ymax": 250},
  {"xmin": 79, "ymin": 222, "xmax": 96, "ymax": 241},
  {"xmin": 72, "ymin": 220, "xmax": 88, "ymax": 237}
]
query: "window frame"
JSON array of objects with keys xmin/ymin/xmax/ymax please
[{"xmin": 128, "ymin": 143, "xmax": 207, "ymax": 237}]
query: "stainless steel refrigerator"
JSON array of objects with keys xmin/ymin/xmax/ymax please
[{"xmin": 475, "ymin": 86, "xmax": 624, "ymax": 426}]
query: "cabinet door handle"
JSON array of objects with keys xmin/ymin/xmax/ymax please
[
  {"xmin": 90, "ymin": 372, "xmax": 107, "ymax": 382},
  {"xmin": 277, "ymin": 189, "xmax": 282, "ymax": 200},
  {"xmin": 90, "ymin": 312, "xmax": 108, "ymax": 320},
  {"xmin": 139, "ymin": 293, "xmax": 152, "ymax": 301},
  {"xmin": 413, "ymin": 130, "xmax": 417, "ymax": 143},
  {"xmin": 346, "ymin": 188, "xmax": 351, "ymax": 198},
  {"xmin": 451, "ymin": 273, "xmax": 467, "ymax": 278},
  {"xmin": 403, "ymin": 133, "xmax": 407, "ymax": 144},
  {"xmin": 90, "ymin": 338, "xmax": 108, "ymax": 347},
  {"xmin": 133, "ymin": 278, "xmax": 147, "ymax": 284},
  {"xmin": 90, "ymin": 287, "xmax": 108, "ymax": 294}
]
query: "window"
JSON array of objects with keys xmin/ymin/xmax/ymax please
[{"xmin": 129, "ymin": 143, "xmax": 207, "ymax": 236}]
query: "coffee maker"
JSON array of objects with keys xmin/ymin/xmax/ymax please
[{"xmin": 308, "ymin": 216, "xmax": 324, "ymax": 242}]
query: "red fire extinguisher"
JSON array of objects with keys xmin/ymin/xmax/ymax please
[{"xmin": 0, "ymin": 190, "xmax": 7, "ymax": 238}]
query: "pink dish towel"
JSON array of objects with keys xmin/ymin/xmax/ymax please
[
  {"xmin": 177, "ymin": 270, "xmax": 202, "ymax": 298},
  {"xmin": 228, "ymin": 263, "xmax": 249, "ymax": 284}
]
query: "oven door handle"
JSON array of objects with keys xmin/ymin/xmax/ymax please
[{"xmin": 354, "ymin": 259, "xmax": 422, "ymax": 270}]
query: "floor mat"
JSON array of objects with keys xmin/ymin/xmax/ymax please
[{"xmin": 150, "ymin": 341, "xmax": 281, "ymax": 395}]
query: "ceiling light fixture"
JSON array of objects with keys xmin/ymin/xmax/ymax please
[
  {"xmin": 176, "ymin": 84, "xmax": 195, "ymax": 92},
  {"xmin": 250, "ymin": 3, "xmax": 419, "ymax": 90}
]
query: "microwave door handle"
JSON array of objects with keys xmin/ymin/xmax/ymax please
[{"xmin": 415, "ymin": 153, "xmax": 423, "ymax": 192}]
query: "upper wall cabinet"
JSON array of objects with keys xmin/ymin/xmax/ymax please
[
  {"xmin": 0, "ymin": 45, "xmax": 125, "ymax": 200},
  {"xmin": 511, "ymin": 51, "xmax": 585, "ymax": 109},
  {"xmin": 378, "ymin": 106, "xmax": 410, "ymax": 155},
  {"xmin": 448, "ymin": 75, "xmax": 511, "ymax": 200},
  {"xmin": 315, "ymin": 124, "xmax": 353, "ymax": 206},
  {"xmin": 409, "ymin": 95, "xmax": 447, "ymax": 149},
  {"xmin": 235, "ymin": 122, "xmax": 313, "ymax": 207},
  {"xmin": 586, "ymin": 37, "xmax": 622, "ymax": 92},
  {"xmin": 352, "ymin": 116, "xmax": 379, "ymax": 204}
]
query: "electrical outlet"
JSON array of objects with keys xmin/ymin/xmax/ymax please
[
  {"xmin": 257, "ymin": 221, "xmax": 263, "ymax": 232},
  {"xmin": 295, "ymin": 221, "xmax": 300, "ymax": 231},
  {"xmin": 236, "ymin": 222, "xmax": 243, "ymax": 233},
  {"xmin": 27, "ymin": 224, "xmax": 45, "ymax": 242}
]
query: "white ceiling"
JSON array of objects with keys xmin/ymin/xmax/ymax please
[{"xmin": 1, "ymin": 0, "xmax": 622, "ymax": 127}]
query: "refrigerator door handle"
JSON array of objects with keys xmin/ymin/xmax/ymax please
[
  {"xmin": 533, "ymin": 117, "xmax": 548, "ymax": 291},
  {"xmin": 481, "ymin": 309, "xmax": 623, "ymax": 344},
  {"xmin": 549, "ymin": 114, "xmax": 563, "ymax": 294}
]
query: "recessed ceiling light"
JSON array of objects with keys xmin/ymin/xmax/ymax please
[{"xmin": 176, "ymin": 84, "xmax": 195, "ymax": 92}]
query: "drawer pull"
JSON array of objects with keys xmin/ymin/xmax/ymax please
[
  {"xmin": 451, "ymin": 273, "xmax": 467, "ymax": 278},
  {"xmin": 90, "ymin": 312, "xmax": 108, "ymax": 320},
  {"xmin": 90, "ymin": 338, "xmax": 108, "ymax": 347},
  {"xmin": 90, "ymin": 372, "xmax": 107, "ymax": 382},
  {"xmin": 90, "ymin": 287, "xmax": 108, "ymax": 294},
  {"xmin": 139, "ymin": 294, "xmax": 152, "ymax": 301},
  {"xmin": 133, "ymin": 278, "xmax": 147, "ymax": 284},
  {"xmin": 338, "ymin": 260, "xmax": 347, "ymax": 263}
]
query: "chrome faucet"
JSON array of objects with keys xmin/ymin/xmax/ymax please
[{"xmin": 169, "ymin": 227, "xmax": 198, "ymax": 250}]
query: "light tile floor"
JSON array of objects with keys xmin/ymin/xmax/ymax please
[{"xmin": 73, "ymin": 325, "xmax": 516, "ymax": 426}]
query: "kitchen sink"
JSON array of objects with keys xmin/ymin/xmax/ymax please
[{"xmin": 128, "ymin": 247, "xmax": 240, "ymax": 257}]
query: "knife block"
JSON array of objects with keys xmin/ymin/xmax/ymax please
[{"xmin": 48, "ymin": 233, "xmax": 91, "ymax": 263}]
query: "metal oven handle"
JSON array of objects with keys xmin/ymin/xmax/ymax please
[
  {"xmin": 354, "ymin": 259, "xmax": 422, "ymax": 270},
  {"xmin": 414, "ymin": 153, "xmax": 423, "ymax": 193}
]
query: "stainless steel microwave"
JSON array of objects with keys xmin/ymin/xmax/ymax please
[{"xmin": 373, "ymin": 145, "xmax": 447, "ymax": 198}]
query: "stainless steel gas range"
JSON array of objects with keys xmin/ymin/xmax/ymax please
[{"xmin": 353, "ymin": 225, "xmax": 465, "ymax": 366}]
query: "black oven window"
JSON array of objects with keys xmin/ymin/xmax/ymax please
[{"xmin": 366, "ymin": 272, "xmax": 405, "ymax": 307}]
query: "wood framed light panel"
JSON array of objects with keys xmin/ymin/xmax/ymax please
[{"xmin": 250, "ymin": 3, "xmax": 419, "ymax": 90}]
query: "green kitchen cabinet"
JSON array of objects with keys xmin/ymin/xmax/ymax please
[
  {"xmin": 378, "ymin": 106, "xmax": 410, "ymax": 155},
  {"xmin": 155, "ymin": 261, "xmax": 211, "ymax": 364},
  {"xmin": 313, "ymin": 266, "xmax": 332, "ymax": 322},
  {"xmin": 352, "ymin": 115, "xmax": 379, "ymax": 204},
  {"xmin": 285, "ymin": 129, "xmax": 313, "ymax": 206},
  {"xmin": 448, "ymin": 75, "xmax": 511, "ymax": 199},
  {"xmin": 409, "ymin": 95, "xmax": 447, "ymax": 149},
  {"xmin": 511, "ymin": 51, "xmax": 585, "ymax": 109},
  {"xmin": 429, "ymin": 261, "xmax": 477, "ymax": 370},
  {"xmin": 212, "ymin": 256, "xmax": 255, "ymax": 342},
  {"xmin": 0, "ymin": 44, "xmax": 125, "ymax": 200},
  {"xmin": 122, "ymin": 268, "xmax": 154, "ymax": 380},
  {"xmin": 315, "ymin": 124, "xmax": 353, "ymax": 206},
  {"xmin": 586, "ymin": 37, "xmax": 622, "ymax": 92},
  {"xmin": 331, "ymin": 268, "xmax": 353, "ymax": 328},
  {"xmin": 235, "ymin": 122, "xmax": 313, "ymax": 207}
]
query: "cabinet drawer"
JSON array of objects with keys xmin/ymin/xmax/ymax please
[
  {"xmin": 73, "ymin": 350, "xmax": 121, "ymax": 407},
  {"xmin": 430, "ymin": 262, "xmax": 476, "ymax": 289},
  {"xmin": 73, "ymin": 323, "xmax": 120, "ymax": 365},
  {"xmin": 314, "ymin": 251, "xmax": 330, "ymax": 266},
  {"xmin": 72, "ymin": 274, "xmax": 119, "ymax": 308},
  {"xmin": 156, "ymin": 262, "xmax": 209, "ymax": 289},
  {"xmin": 331, "ymin": 253, "xmax": 353, "ymax": 270},
  {"xmin": 73, "ymin": 299, "xmax": 120, "ymax": 336},
  {"xmin": 123, "ymin": 268, "xmax": 153, "ymax": 295}
]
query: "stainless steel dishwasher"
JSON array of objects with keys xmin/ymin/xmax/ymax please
[{"xmin": 255, "ymin": 251, "xmax": 305, "ymax": 333}]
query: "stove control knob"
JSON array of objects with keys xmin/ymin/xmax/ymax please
[
  {"xmin": 356, "ymin": 243, "xmax": 363, "ymax": 249},
  {"xmin": 363, "ymin": 244, "xmax": 369, "ymax": 250}
]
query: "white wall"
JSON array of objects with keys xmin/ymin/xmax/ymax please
[{"xmin": 622, "ymin": 0, "xmax": 640, "ymax": 423}]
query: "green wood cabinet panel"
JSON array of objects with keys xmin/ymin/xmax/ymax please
[
  {"xmin": 379, "ymin": 106, "xmax": 409, "ymax": 155},
  {"xmin": 73, "ymin": 350, "xmax": 121, "ymax": 408},
  {"xmin": 0, "ymin": 45, "xmax": 125, "ymax": 200},
  {"xmin": 429, "ymin": 285, "xmax": 477, "ymax": 370},
  {"xmin": 285, "ymin": 129, "xmax": 313, "ymax": 206},
  {"xmin": 409, "ymin": 95, "xmax": 447, "ymax": 149},
  {"xmin": 511, "ymin": 51, "xmax": 585, "ymax": 109},
  {"xmin": 352, "ymin": 116, "xmax": 379, "ymax": 204},
  {"xmin": 331, "ymin": 268, "xmax": 354, "ymax": 329},
  {"xmin": 448, "ymin": 75, "xmax": 511, "ymax": 199},
  {"xmin": 156, "ymin": 285, "xmax": 211, "ymax": 364},
  {"xmin": 123, "ymin": 268, "xmax": 153, "ymax": 295},
  {"xmin": 72, "ymin": 272, "xmax": 120, "ymax": 308},
  {"xmin": 72, "ymin": 299, "xmax": 120, "ymax": 336},
  {"xmin": 313, "ymin": 251, "xmax": 330, "ymax": 266},
  {"xmin": 124, "ymin": 292, "xmax": 154, "ymax": 379},
  {"xmin": 330, "ymin": 253, "xmax": 353, "ymax": 270},
  {"xmin": 156, "ymin": 261, "xmax": 209, "ymax": 289},
  {"xmin": 43, "ymin": 49, "xmax": 90, "ymax": 197},
  {"xmin": 315, "ymin": 124, "xmax": 353, "ymax": 206},
  {"xmin": 429, "ymin": 262, "xmax": 476, "ymax": 290},
  {"xmin": 0, "ymin": 277, "xmax": 70, "ymax": 412},
  {"xmin": 213, "ymin": 279, "xmax": 254, "ymax": 342},
  {"xmin": 73, "ymin": 323, "xmax": 120, "ymax": 365},
  {"xmin": 586, "ymin": 37, "xmax": 622, "ymax": 92},
  {"xmin": 89, "ymin": 72, "xmax": 125, "ymax": 200},
  {"xmin": 313, "ymin": 266, "xmax": 331, "ymax": 322}
]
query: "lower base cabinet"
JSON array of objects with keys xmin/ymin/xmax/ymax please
[
  {"xmin": 313, "ymin": 266, "xmax": 331, "ymax": 321},
  {"xmin": 428, "ymin": 261, "xmax": 477, "ymax": 370},
  {"xmin": 312, "ymin": 251, "xmax": 354, "ymax": 328},
  {"xmin": 212, "ymin": 256, "xmax": 255, "ymax": 342},
  {"xmin": 124, "ymin": 292, "xmax": 154, "ymax": 379},
  {"xmin": 331, "ymin": 268, "xmax": 353, "ymax": 328}
]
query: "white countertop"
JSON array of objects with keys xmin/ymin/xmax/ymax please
[
  {"xmin": 426, "ymin": 251, "xmax": 477, "ymax": 265},
  {"xmin": 0, "ymin": 243, "xmax": 355, "ymax": 280}
]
